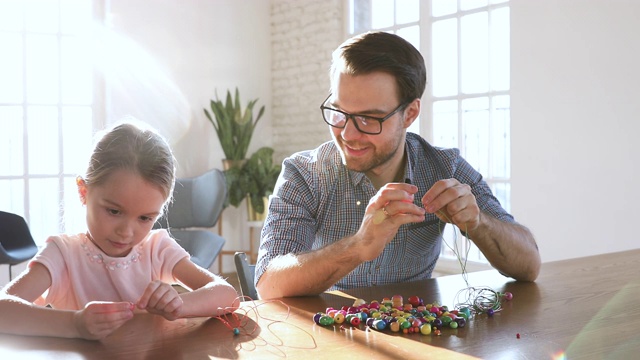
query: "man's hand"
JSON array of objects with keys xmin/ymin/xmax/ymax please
[
  {"xmin": 421, "ymin": 179, "xmax": 480, "ymax": 233},
  {"xmin": 356, "ymin": 183, "xmax": 426, "ymax": 261},
  {"xmin": 137, "ymin": 280, "xmax": 184, "ymax": 321},
  {"xmin": 73, "ymin": 301, "xmax": 134, "ymax": 340}
]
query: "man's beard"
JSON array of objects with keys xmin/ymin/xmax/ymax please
[{"xmin": 338, "ymin": 137, "xmax": 402, "ymax": 174}]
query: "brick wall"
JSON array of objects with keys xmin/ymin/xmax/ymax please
[{"xmin": 270, "ymin": 0, "xmax": 346, "ymax": 162}]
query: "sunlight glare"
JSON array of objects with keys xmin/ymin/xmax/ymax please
[{"xmin": 91, "ymin": 24, "xmax": 191, "ymax": 145}]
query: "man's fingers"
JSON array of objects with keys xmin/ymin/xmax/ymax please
[{"xmin": 422, "ymin": 179, "xmax": 473, "ymax": 213}]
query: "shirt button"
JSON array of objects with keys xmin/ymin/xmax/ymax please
[{"xmin": 356, "ymin": 200, "xmax": 361, "ymax": 206}]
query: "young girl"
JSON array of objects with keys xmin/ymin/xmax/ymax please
[{"xmin": 0, "ymin": 122, "xmax": 239, "ymax": 340}]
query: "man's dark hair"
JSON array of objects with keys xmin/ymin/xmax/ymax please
[{"xmin": 331, "ymin": 31, "xmax": 427, "ymax": 104}]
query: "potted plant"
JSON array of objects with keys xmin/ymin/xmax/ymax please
[
  {"xmin": 224, "ymin": 147, "xmax": 281, "ymax": 219},
  {"xmin": 204, "ymin": 87, "xmax": 265, "ymax": 208},
  {"xmin": 204, "ymin": 88, "xmax": 265, "ymax": 163},
  {"xmin": 243, "ymin": 147, "xmax": 281, "ymax": 219}
]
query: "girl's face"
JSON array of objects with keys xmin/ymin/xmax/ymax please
[{"xmin": 78, "ymin": 169, "xmax": 166, "ymax": 257}]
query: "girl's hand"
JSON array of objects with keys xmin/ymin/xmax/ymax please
[
  {"xmin": 137, "ymin": 280, "xmax": 184, "ymax": 320},
  {"xmin": 73, "ymin": 301, "xmax": 134, "ymax": 340}
]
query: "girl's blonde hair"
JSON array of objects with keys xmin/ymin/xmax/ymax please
[{"xmin": 83, "ymin": 122, "xmax": 176, "ymax": 206}]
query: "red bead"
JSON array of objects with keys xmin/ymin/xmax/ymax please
[{"xmin": 408, "ymin": 295, "xmax": 421, "ymax": 307}]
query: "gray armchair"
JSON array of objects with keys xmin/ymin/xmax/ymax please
[{"xmin": 155, "ymin": 169, "xmax": 227, "ymax": 269}]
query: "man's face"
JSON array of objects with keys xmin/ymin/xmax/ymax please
[{"xmin": 328, "ymin": 71, "xmax": 410, "ymax": 178}]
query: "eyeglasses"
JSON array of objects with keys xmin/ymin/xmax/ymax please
[{"xmin": 319, "ymin": 94, "xmax": 406, "ymax": 135}]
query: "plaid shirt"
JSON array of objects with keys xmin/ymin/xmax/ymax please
[{"xmin": 256, "ymin": 132, "xmax": 514, "ymax": 291}]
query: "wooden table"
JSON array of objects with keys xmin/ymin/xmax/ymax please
[{"xmin": 1, "ymin": 249, "xmax": 639, "ymax": 359}]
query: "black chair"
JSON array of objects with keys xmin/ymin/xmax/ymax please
[
  {"xmin": 234, "ymin": 252, "xmax": 258, "ymax": 300},
  {"xmin": 155, "ymin": 169, "xmax": 227, "ymax": 269},
  {"xmin": 0, "ymin": 211, "xmax": 39, "ymax": 280}
]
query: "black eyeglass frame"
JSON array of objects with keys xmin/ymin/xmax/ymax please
[{"xmin": 319, "ymin": 94, "xmax": 407, "ymax": 135}]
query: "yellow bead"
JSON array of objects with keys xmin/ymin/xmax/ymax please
[{"xmin": 420, "ymin": 324, "xmax": 431, "ymax": 335}]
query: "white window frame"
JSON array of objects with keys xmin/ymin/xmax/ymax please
[{"xmin": 0, "ymin": 1, "xmax": 105, "ymax": 246}]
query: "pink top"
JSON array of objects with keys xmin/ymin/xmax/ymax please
[{"xmin": 30, "ymin": 229, "xmax": 189, "ymax": 310}]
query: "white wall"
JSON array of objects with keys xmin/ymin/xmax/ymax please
[
  {"xmin": 106, "ymin": 0, "xmax": 272, "ymax": 175},
  {"xmin": 511, "ymin": 0, "xmax": 640, "ymax": 262}
]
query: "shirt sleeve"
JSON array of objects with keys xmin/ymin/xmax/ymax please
[
  {"xmin": 255, "ymin": 152, "xmax": 320, "ymax": 285},
  {"xmin": 29, "ymin": 236, "xmax": 73, "ymax": 307},
  {"xmin": 147, "ymin": 229, "xmax": 191, "ymax": 282}
]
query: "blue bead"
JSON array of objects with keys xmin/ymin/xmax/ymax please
[
  {"xmin": 233, "ymin": 328, "xmax": 240, "ymax": 335},
  {"xmin": 373, "ymin": 319, "xmax": 387, "ymax": 330},
  {"xmin": 358, "ymin": 312, "xmax": 368, "ymax": 322}
]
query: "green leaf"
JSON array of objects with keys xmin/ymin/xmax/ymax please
[
  {"xmin": 221, "ymin": 146, "xmax": 281, "ymax": 211},
  {"xmin": 204, "ymin": 87, "xmax": 264, "ymax": 161}
]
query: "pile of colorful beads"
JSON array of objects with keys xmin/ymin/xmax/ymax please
[{"xmin": 313, "ymin": 295, "xmax": 472, "ymax": 336}]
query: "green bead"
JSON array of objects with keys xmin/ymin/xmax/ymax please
[{"xmin": 319, "ymin": 315, "xmax": 334, "ymax": 326}]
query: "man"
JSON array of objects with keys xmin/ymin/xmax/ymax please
[{"xmin": 255, "ymin": 31, "xmax": 540, "ymax": 299}]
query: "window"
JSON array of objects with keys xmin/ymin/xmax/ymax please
[
  {"xmin": 350, "ymin": 0, "xmax": 511, "ymax": 265},
  {"xmin": 0, "ymin": 0, "xmax": 98, "ymax": 245}
]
